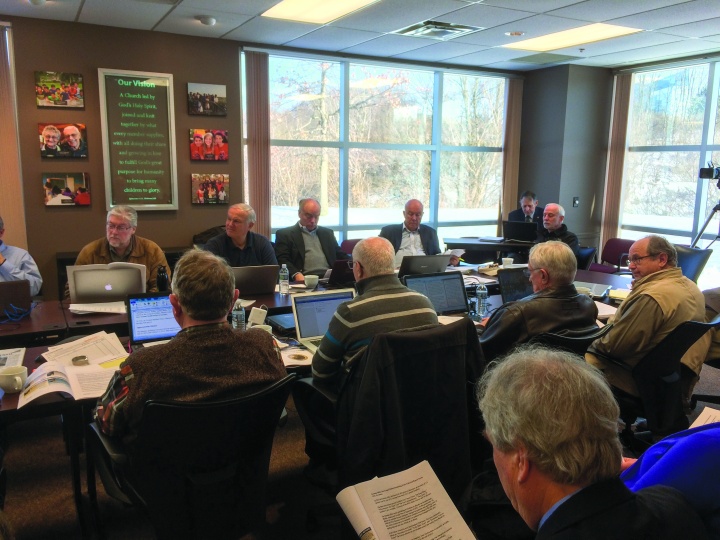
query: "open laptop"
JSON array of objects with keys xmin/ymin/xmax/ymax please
[
  {"xmin": 403, "ymin": 271, "xmax": 469, "ymax": 316},
  {"xmin": 327, "ymin": 258, "xmax": 356, "ymax": 288},
  {"xmin": 502, "ymin": 220, "xmax": 538, "ymax": 242},
  {"xmin": 397, "ymin": 254, "xmax": 453, "ymax": 279},
  {"xmin": 0, "ymin": 280, "xmax": 32, "ymax": 317},
  {"xmin": 291, "ymin": 289, "xmax": 355, "ymax": 353},
  {"xmin": 574, "ymin": 281, "xmax": 612, "ymax": 298},
  {"xmin": 231, "ymin": 265, "xmax": 279, "ymax": 295},
  {"xmin": 497, "ymin": 267, "xmax": 534, "ymax": 303},
  {"xmin": 126, "ymin": 292, "xmax": 181, "ymax": 348},
  {"xmin": 67, "ymin": 263, "xmax": 145, "ymax": 304}
]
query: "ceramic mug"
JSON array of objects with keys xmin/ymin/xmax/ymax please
[
  {"xmin": 304, "ymin": 275, "xmax": 319, "ymax": 289},
  {"xmin": 0, "ymin": 366, "xmax": 28, "ymax": 394}
]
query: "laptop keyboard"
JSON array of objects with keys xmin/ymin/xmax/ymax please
[{"xmin": 307, "ymin": 337, "xmax": 323, "ymax": 347}]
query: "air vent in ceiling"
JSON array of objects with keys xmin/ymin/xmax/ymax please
[{"xmin": 393, "ymin": 20, "xmax": 483, "ymax": 41}]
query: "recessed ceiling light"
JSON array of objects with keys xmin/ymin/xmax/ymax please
[
  {"xmin": 197, "ymin": 16, "xmax": 217, "ymax": 26},
  {"xmin": 503, "ymin": 23, "xmax": 641, "ymax": 52},
  {"xmin": 505, "ymin": 31, "xmax": 524, "ymax": 37},
  {"xmin": 262, "ymin": 0, "xmax": 380, "ymax": 25}
]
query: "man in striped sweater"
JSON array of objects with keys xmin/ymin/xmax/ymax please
[{"xmin": 311, "ymin": 236, "xmax": 439, "ymax": 387}]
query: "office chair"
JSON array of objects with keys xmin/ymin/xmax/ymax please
[
  {"xmin": 339, "ymin": 239, "xmax": 360, "ymax": 255},
  {"xmin": 575, "ymin": 246, "xmax": 598, "ymax": 271},
  {"xmin": 588, "ymin": 238, "xmax": 634, "ymax": 274},
  {"xmin": 85, "ymin": 374, "xmax": 296, "ymax": 540},
  {"xmin": 674, "ymin": 244, "xmax": 713, "ymax": 283},
  {"xmin": 529, "ymin": 324, "xmax": 612, "ymax": 356},
  {"xmin": 689, "ymin": 295, "xmax": 720, "ymax": 407}
]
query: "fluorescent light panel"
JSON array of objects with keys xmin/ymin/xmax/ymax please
[
  {"xmin": 503, "ymin": 23, "xmax": 641, "ymax": 52},
  {"xmin": 262, "ymin": 0, "xmax": 380, "ymax": 25}
]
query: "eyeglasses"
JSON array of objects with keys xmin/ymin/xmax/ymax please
[
  {"xmin": 106, "ymin": 223, "xmax": 133, "ymax": 232},
  {"xmin": 628, "ymin": 254, "xmax": 655, "ymax": 264},
  {"xmin": 523, "ymin": 267, "xmax": 540, "ymax": 277}
]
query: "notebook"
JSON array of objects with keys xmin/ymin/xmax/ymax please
[
  {"xmin": 231, "ymin": 265, "xmax": 279, "ymax": 295},
  {"xmin": 397, "ymin": 254, "xmax": 453, "ymax": 279},
  {"xmin": 497, "ymin": 267, "xmax": 534, "ymax": 303},
  {"xmin": 327, "ymin": 258, "xmax": 356, "ymax": 288},
  {"xmin": 574, "ymin": 281, "xmax": 612, "ymax": 298},
  {"xmin": 0, "ymin": 280, "xmax": 32, "ymax": 317},
  {"xmin": 67, "ymin": 263, "xmax": 146, "ymax": 304},
  {"xmin": 502, "ymin": 220, "xmax": 538, "ymax": 242},
  {"xmin": 403, "ymin": 271, "xmax": 469, "ymax": 316},
  {"xmin": 126, "ymin": 292, "xmax": 181, "ymax": 348},
  {"xmin": 291, "ymin": 289, "xmax": 355, "ymax": 353}
]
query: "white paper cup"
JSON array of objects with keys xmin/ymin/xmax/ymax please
[
  {"xmin": 0, "ymin": 366, "xmax": 28, "ymax": 394},
  {"xmin": 502, "ymin": 257, "xmax": 513, "ymax": 267},
  {"xmin": 254, "ymin": 324, "xmax": 273, "ymax": 334}
]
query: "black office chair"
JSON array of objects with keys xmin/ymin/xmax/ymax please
[
  {"xmin": 690, "ymin": 293, "xmax": 720, "ymax": 407},
  {"xmin": 674, "ymin": 244, "xmax": 713, "ymax": 282},
  {"xmin": 529, "ymin": 324, "xmax": 612, "ymax": 356},
  {"xmin": 85, "ymin": 374, "xmax": 296, "ymax": 540},
  {"xmin": 575, "ymin": 246, "xmax": 598, "ymax": 271}
]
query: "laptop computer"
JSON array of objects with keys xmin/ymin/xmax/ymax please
[
  {"xmin": 327, "ymin": 258, "xmax": 356, "ymax": 288},
  {"xmin": 231, "ymin": 265, "xmax": 279, "ymax": 295},
  {"xmin": 0, "ymin": 280, "xmax": 32, "ymax": 317},
  {"xmin": 126, "ymin": 292, "xmax": 181, "ymax": 348},
  {"xmin": 291, "ymin": 289, "xmax": 355, "ymax": 353},
  {"xmin": 496, "ymin": 267, "xmax": 534, "ymax": 303},
  {"xmin": 403, "ymin": 271, "xmax": 469, "ymax": 316},
  {"xmin": 574, "ymin": 281, "xmax": 612, "ymax": 298},
  {"xmin": 397, "ymin": 254, "xmax": 453, "ymax": 279},
  {"xmin": 502, "ymin": 220, "xmax": 538, "ymax": 242},
  {"xmin": 67, "ymin": 263, "xmax": 146, "ymax": 304}
]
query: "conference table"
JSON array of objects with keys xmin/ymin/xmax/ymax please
[{"xmin": 0, "ymin": 301, "xmax": 67, "ymax": 348}]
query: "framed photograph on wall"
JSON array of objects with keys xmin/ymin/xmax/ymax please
[
  {"xmin": 189, "ymin": 129, "xmax": 228, "ymax": 161},
  {"xmin": 187, "ymin": 83, "xmax": 227, "ymax": 116},
  {"xmin": 35, "ymin": 71, "xmax": 85, "ymax": 109},
  {"xmin": 43, "ymin": 172, "xmax": 90, "ymax": 206},
  {"xmin": 39, "ymin": 123, "xmax": 88, "ymax": 158},
  {"xmin": 192, "ymin": 173, "xmax": 229, "ymax": 204}
]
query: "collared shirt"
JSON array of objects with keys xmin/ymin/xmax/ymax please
[
  {"xmin": 396, "ymin": 225, "xmax": 426, "ymax": 266},
  {"xmin": 538, "ymin": 490, "xmax": 579, "ymax": 531},
  {"xmin": 108, "ymin": 235, "xmax": 136, "ymax": 262},
  {"xmin": 0, "ymin": 241, "xmax": 43, "ymax": 296}
]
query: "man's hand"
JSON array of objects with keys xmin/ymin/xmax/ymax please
[
  {"xmin": 449, "ymin": 255, "xmax": 460, "ymax": 266},
  {"xmin": 293, "ymin": 272, "xmax": 304, "ymax": 283},
  {"xmin": 0, "ymin": 252, "xmax": 5, "ymax": 266}
]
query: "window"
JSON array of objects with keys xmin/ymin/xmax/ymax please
[
  {"xmin": 621, "ymin": 62, "xmax": 720, "ymax": 289},
  {"xmin": 264, "ymin": 54, "xmax": 507, "ymax": 244}
]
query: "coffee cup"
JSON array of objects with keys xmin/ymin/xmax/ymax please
[
  {"xmin": 0, "ymin": 366, "xmax": 28, "ymax": 394},
  {"xmin": 304, "ymin": 275, "xmax": 319, "ymax": 289},
  {"xmin": 502, "ymin": 257, "xmax": 513, "ymax": 268},
  {"xmin": 254, "ymin": 324, "xmax": 273, "ymax": 334}
]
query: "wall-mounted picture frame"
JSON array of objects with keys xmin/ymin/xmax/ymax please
[
  {"xmin": 35, "ymin": 71, "xmax": 85, "ymax": 109},
  {"xmin": 39, "ymin": 123, "xmax": 88, "ymax": 158},
  {"xmin": 43, "ymin": 172, "xmax": 90, "ymax": 206},
  {"xmin": 190, "ymin": 129, "xmax": 228, "ymax": 161},
  {"xmin": 192, "ymin": 173, "xmax": 229, "ymax": 204},
  {"xmin": 187, "ymin": 83, "xmax": 227, "ymax": 116}
]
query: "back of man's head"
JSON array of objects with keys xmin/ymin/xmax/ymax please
[
  {"xmin": 477, "ymin": 345, "xmax": 621, "ymax": 487},
  {"xmin": 529, "ymin": 241, "xmax": 577, "ymax": 286},
  {"xmin": 352, "ymin": 237, "xmax": 395, "ymax": 278},
  {"xmin": 644, "ymin": 234, "xmax": 678, "ymax": 267},
  {"xmin": 171, "ymin": 250, "xmax": 235, "ymax": 321}
]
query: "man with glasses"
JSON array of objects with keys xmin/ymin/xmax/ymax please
[
  {"xmin": 586, "ymin": 235, "xmax": 709, "ymax": 405},
  {"xmin": 479, "ymin": 241, "xmax": 597, "ymax": 361},
  {"xmin": 66, "ymin": 205, "xmax": 170, "ymax": 296},
  {"xmin": 274, "ymin": 198, "xmax": 346, "ymax": 282}
]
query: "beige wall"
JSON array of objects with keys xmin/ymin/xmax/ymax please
[{"xmin": 5, "ymin": 16, "xmax": 244, "ymax": 299}]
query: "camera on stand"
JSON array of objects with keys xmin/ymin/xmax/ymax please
[{"xmin": 699, "ymin": 162, "xmax": 720, "ymax": 189}]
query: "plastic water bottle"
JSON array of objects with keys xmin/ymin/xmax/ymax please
[
  {"xmin": 231, "ymin": 300, "xmax": 245, "ymax": 331},
  {"xmin": 279, "ymin": 264, "xmax": 290, "ymax": 294},
  {"xmin": 156, "ymin": 265, "xmax": 169, "ymax": 291},
  {"xmin": 477, "ymin": 283, "xmax": 488, "ymax": 316}
]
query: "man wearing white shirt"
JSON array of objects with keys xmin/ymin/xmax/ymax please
[{"xmin": 0, "ymin": 214, "xmax": 43, "ymax": 296}]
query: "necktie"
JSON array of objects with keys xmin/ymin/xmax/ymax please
[{"xmin": 525, "ymin": 216, "xmax": 532, "ymax": 223}]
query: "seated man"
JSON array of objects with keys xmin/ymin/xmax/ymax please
[
  {"xmin": 204, "ymin": 203, "xmax": 277, "ymax": 267},
  {"xmin": 586, "ymin": 235, "xmax": 709, "ymax": 401},
  {"xmin": 477, "ymin": 345, "xmax": 708, "ymax": 539},
  {"xmin": 67, "ymin": 205, "xmax": 169, "ymax": 296},
  {"xmin": 508, "ymin": 190, "xmax": 544, "ymax": 225},
  {"xmin": 0, "ymin": 214, "xmax": 43, "ymax": 296},
  {"xmin": 94, "ymin": 249, "xmax": 287, "ymax": 444},
  {"xmin": 479, "ymin": 241, "xmax": 597, "ymax": 361},
  {"xmin": 274, "ymin": 198, "xmax": 347, "ymax": 282},
  {"xmin": 538, "ymin": 203, "xmax": 579, "ymax": 256},
  {"xmin": 379, "ymin": 199, "xmax": 458, "ymax": 266}
]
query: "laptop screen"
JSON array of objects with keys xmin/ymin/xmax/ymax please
[
  {"xmin": 403, "ymin": 272, "xmax": 469, "ymax": 315},
  {"xmin": 502, "ymin": 221, "xmax": 538, "ymax": 242},
  {"xmin": 497, "ymin": 268, "xmax": 534, "ymax": 303},
  {"xmin": 292, "ymin": 290, "xmax": 355, "ymax": 340},
  {"xmin": 127, "ymin": 293, "xmax": 181, "ymax": 345}
]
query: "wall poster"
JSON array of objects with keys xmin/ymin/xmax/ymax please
[{"xmin": 98, "ymin": 68, "xmax": 178, "ymax": 210}]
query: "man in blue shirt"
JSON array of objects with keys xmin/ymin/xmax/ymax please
[
  {"xmin": 0, "ymin": 214, "xmax": 43, "ymax": 296},
  {"xmin": 205, "ymin": 203, "xmax": 277, "ymax": 267}
]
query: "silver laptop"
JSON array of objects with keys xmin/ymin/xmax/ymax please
[
  {"xmin": 397, "ymin": 254, "xmax": 453, "ymax": 279},
  {"xmin": 574, "ymin": 281, "xmax": 611, "ymax": 298},
  {"xmin": 67, "ymin": 263, "xmax": 146, "ymax": 303},
  {"xmin": 231, "ymin": 265, "xmax": 279, "ymax": 295},
  {"xmin": 403, "ymin": 271, "xmax": 469, "ymax": 316},
  {"xmin": 291, "ymin": 289, "xmax": 355, "ymax": 353},
  {"xmin": 126, "ymin": 292, "xmax": 181, "ymax": 348}
]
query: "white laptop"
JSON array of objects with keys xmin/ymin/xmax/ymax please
[
  {"xmin": 291, "ymin": 289, "xmax": 355, "ymax": 353},
  {"xmin": 67, "ymin": 263, "xmax": 146, "ymax": 304},
  {"xmin": 126, "ymin": 292, "xmax": 181, "ymax": 348}
]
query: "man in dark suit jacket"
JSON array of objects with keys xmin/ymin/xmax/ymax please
[
  {"xmin": 477, "ymin": 346, "xmax": 708, "ymax": 540},
  {"xmin": 274, "ymin": 198, "xmax": 347, "ymax": 281},
  {"xmin": 508, "ymin": 190, "xmax": 543, "ymax": 225}
]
